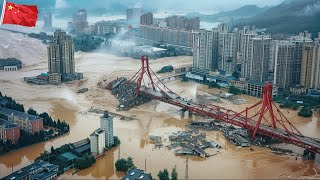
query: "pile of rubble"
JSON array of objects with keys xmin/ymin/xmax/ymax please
[
  {"xmin": 188, "ymin": 120, "xmax": 281, "ymax": 148},
  {"xmin": 107, "ymin": 77, "xmax": 152, "ymax": 111},
  {"xmin": 167, "ymin": 130, "xmax": 221, "ymax": 158}
]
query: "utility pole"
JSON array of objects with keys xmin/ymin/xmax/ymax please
[
  {"xmin": 145, "ymin": 158, "xmax": 147, "ymax": 172},
  {"xmin": 118, "ymin": 145, "xmax": 120, "ymax": 160},
  {"xmin": 185, "ymin": 157, "xmax": 189, "ymax": 180}
]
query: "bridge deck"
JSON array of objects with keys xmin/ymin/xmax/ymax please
[{"xmin": 140, "ymin": 88, "xmax": 320, "ymax": 153}]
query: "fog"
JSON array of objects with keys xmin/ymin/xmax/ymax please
[{"xmin": 0, "ymin": 0, "xmax": 285, "ymax": 14}]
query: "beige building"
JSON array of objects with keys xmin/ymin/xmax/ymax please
[
  {"xmin": 272, "ymin": 41, "xmax": 295, "ymax": 89},
  {"xmin": 48, "ymin": 30, "xmax": 75, "ymax": 84},
  {"xmin": 300, "ymin": 44, "xmax": 320, "ymax": 89}
]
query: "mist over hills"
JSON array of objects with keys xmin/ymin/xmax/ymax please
[
  {"xmin": 187, "ymin": 5, "xmax": 270, "ymax": 22},
  {"xmin": 237, "ymin": 0, "xmax": 320, "ymax": 34}
]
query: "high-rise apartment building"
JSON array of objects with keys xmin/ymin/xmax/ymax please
[
  {"xmin": 192, "ymin": 30, "xmax": 213, "ymax": 70},
  {"xmin": 165, "ymin": 16, "xmax": 199, "ymax": 31},
  {"xmin": 212, "ymin": 28, "xmax": 219, "ymax": 69},
  {"xmin": 248, "ymin": 35, "xmax": 272, "ymax": 83},
  {"xmin": 126, "ymin": 8, "xmax": 144, "ymax": 27},
  {"xmin": 272, "ymin": 41, "xmax": 295, "ymax": 89},
  {"xmin": 48, "ymin": 30, "xmax": 75, "ymax": 84},
  {"xmin": 100, "ymin": 111, "xmax": 114, "ymax": 148},
  {"xmin": 300, "ymin": 44, "xmax": 320, "ymax": 89},
  {"xmin": 240, "ymin": 32, "xmax": 258, "ymax": 79},
  {"xmin": 90, "ymin": 128, "xmax": 105, "ymax": 156},
  {"xmin": 43, "ymin": 12, "xmax": 52, "ymax": 30},
  {"xmin": 218, "ymin": 23, "xmax": 229, "ymax": 33},
  {"xmin": 139, "ymin": 25, "xmax": 193, "ymax": 47},
  {"xmin": 140, "ymin": 12, "xmax": 153, "ymax": 25},
  {"xmin": 73, "ymin": 9, "xmax": 89, "ymax": 34},
  {"xmin": 218, "ymin": 32, "xmax": 236, "ymax": 73},
  {"xmin": 289, "ymin": 35, "xmax": 313, "ymax": 85}
]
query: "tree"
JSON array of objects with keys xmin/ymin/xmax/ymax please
[
  {"xmin": 50, "ymin": 146, "xmax": 55, "ymax": 155},
  {"xmin": 157, "ymin": 169, "xmax": 170, "ymax": 180},
  {"xmin": 229, "ymin": 86, "xmax": 242, "ymax": 95},
  {"xmin": 208, "ymin": 81, "xmax": 221, "ymax": 89},
  {"xmin": 27, "ymin": 108, "xmax": 37, "ymax": 116},
  {"xmin": 75, "ymin": 154, "xmax": 96, "ymax": 170},
  {"xmin": 115, "ymin": 157, "xmax": 136, "ymax": 172},
  {"xmin": 115, "ymin": 158, "xmax": 128, "ymax": 172},
  {"xmin": 232, "ymin": 71, "xmax": 240, "ymax": 79},
  {"xmin": 171, "ymin": 167, "xmax": 178, "ymax": 180},
  {"xmin": 181, "ymin": 75, "xmax": 189, "ymax": 82},
  {"xmin": 112, "ymin": 136, "xmax": 121, "ymax": 147},
  {"xmin": 298, "ymin": 107, "xmax": 313, "ymax": 117}
]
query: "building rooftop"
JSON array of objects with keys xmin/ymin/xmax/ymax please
[
  {"xmin": 0, "ymin": 118, "xmax": 18, "ymax": 129},
  {"xmin": 122, "ymin": 169, "xmax": 151, "ymax": 180},
  {"xmin": 0, "ymin": 58, "xmax": 22, "ymax": 67},
  {"xmin": 58, "ymin": 152, "xmax": 78, "ymax": 162},
  {"xmin": 3, "ymin": 161, "xmax": 57, "ymax": 180},
  {"xmin": 0, "ymin": 107, "xmax": 42, "ymax": 122},
  {"xmin": 90, "ymin": 128, "xmax": 105, "ymax": 136},
  {"xmin": 70, "ymin": 138, "xmax": 90, "ymax": 149},
  {"xmin": 247, "ymin": 81, "xmax": 265, "ymax": 86}
]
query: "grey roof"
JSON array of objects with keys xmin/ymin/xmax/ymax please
[
  {"xmin": 122, "ymin": 169, "xmax": 151, "ymax": 180},
  {"xmin": 3, "ymin": 161, "xmax": 57, "ymax": 180},
  {"xmin": 0, "ymin": 58, "xmax": 22, "ymax": 67},
  {"xmin": 0, "ymin": 107, "xmax": 42, "ymax": 122},
  {"xmin": 0, "ymin": 118, "xmax": 18, "ymax": 129},
  {"xmin": 70, "ymin": 138, "xmax": 90, "ymax": 149}
]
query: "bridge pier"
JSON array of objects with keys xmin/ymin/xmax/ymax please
[
  {"xmin": 315, "ymin": 154, "xmax": 320, "ymax": 167},
  {"xmin": 303, "ymin": 150, "xmax": 316, "ymax": 161},
  {"xmin": 180, "ymin": 109, "xmax": 193, "ymax": 118}
]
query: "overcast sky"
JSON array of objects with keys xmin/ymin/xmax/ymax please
[{"xmin": 55, "ymin": 0, "xmax": 285, "ymax": 13}]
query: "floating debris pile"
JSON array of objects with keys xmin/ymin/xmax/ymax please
[
  {"xmin": 168, "ymin": 130, "xmax": 221, "ymax": 158},
  {"xmin": 106, "ymin": 77, "xmax": 152, "ymax": 111}
]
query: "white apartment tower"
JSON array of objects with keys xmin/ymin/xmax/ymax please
[
  {"xmin": 100, "ymin": 111, "xmax": 114, "ymax": 148},
  {"xmin": 90, "ymin": 128, "xmax": 105, "ymax": 156},
  {"xmin": 192, "ymin": 30, "xmax": 213, "ymax": 70},
  {"xmin": 240, "ymin": 32, "xmax": 258, "ymax": 78},
  {"xmin": 272, "ymin": 41, "xmax": 295, "ymax": 89},
  {"xmin": 218, "ymin": 32, "xmax": 236, "ymax": 73},
  {"xmin": 247, "ymin": 35, "xmax": 272, "ymax": 83}
]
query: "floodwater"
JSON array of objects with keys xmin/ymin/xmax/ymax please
[{"xmin": 0, "ymin": 35, "xmax": 320, "ymax": 179}]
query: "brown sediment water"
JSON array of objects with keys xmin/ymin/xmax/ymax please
[{"xmin": 0, "ymin": 34, "xmax": 320, "ymax": 179}]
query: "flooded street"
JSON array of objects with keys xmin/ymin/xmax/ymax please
[{"xmin": 0, "ymin": 32, "xmax": 320, "ymax": 179}]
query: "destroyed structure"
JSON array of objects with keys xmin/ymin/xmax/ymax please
[{"xmin": 106, "ymin": 77, "xmax": 151, "ymax": 111}]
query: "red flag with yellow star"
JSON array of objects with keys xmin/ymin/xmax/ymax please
[{"xmin": 1, "ymin": 0, "xmax": 38, "ymax": 27}]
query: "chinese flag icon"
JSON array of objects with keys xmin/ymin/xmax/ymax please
[{"xmin": 1, "ymin": 0, "xmax": 38, "ymax": 27}]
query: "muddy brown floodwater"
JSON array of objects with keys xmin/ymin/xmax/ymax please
[{"xmin": 0, "ymin": 44, "xmax": 320, "ymax": 179}]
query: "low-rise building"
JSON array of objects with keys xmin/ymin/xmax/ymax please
[
  {"xmin": 90, "ymin": 128, "xmax": 105, "ymax": 156},
  {"xmin": 0, "ymin": 107, "xmax": 44, "ymax": 134},
  {"xmin": 0, "ymin": 118, "xmax": 20, "ymax": 144},
  {"xmin": 122, "ymin": 169, "xmax": 151, "ymax": 180},
  {"xmin": 290, "ymin": 85, "xmax": 307, "ymax": 95},
  {"xmin": 246, "ymin": 81, "xmax": 264, "ymax": 97},
  {"xmin": 48, "ymin": 73, "xmax": 62, "ymax": 85},
  {"xmin": 3, "ymin": 161, "xmax": 58, "ymax": 180},
  {"xmin": 0, "ymin": 58, "xmax": 22, "ymax": 71}
]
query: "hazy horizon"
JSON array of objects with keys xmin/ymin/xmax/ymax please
[{"xmin": 0, "ymin": 0, "xmax": 285, "ymax": 15}]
